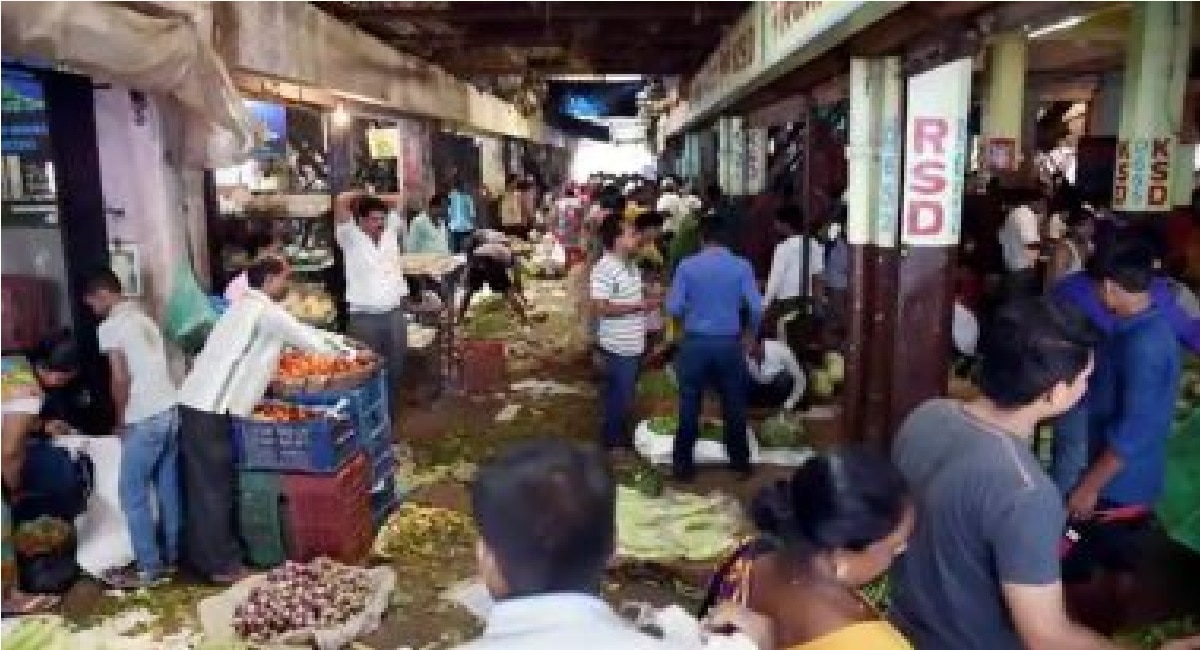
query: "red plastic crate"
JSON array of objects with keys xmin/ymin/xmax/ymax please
[
  {"xmin": 2, "ymin": 275, "xmax": 54, "ymax": 352},
  {"xmin": 282, "ymin": 453, "xmax": 373, "ymax": 564},
  {"xmin": 459, "ymin": 339, "xmax": 506, "ymax": 394}
]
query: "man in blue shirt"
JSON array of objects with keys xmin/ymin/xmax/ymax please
[
  {"xmin": 1063, "ymin": 242, "xmax": 1180, "ymax": 613},
  {"xmin": 448, "ymin": 181, "xmax": 477, "ymax": 254},
  {"xmin": 666, "ymin": 217, "xmax": 763, "ymax": 481},
  {"xmin": 1050, "ymin": 258, "xmax": 1200, "ymax": 493}
]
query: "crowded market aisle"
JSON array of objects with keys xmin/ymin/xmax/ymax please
[{"xmin": 36, "ymin": 273, "xmax": 795, "ymax": 649}]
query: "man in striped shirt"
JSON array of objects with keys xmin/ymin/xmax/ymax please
[{"xmin": 591, "ymin": 217, "xmax": 657, "ymax": 450}]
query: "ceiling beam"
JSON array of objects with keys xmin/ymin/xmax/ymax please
[
  {"xmin": 386, "ymin": 31, "xmax": 723, "ymax": 48},
  {"xmin": 336, "ymin": 2, "xmax": 746, "ymax": 21}
]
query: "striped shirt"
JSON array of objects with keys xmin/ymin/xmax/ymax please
[{"xmin": 590, "ymin": 253, "xmax": 646, "ymax": 356}]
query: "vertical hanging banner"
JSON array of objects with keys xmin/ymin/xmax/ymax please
[
  {"xmin": 846, "ymin": 57, "xmax": 901, "ymax": 247},
  {"xmin": 727, "ymin": 117, "xmax": 747, "ymax": 196},
  {"xmin": 900, "ymin": 58, "xmax": 972, "ymax": 247},
  {"xmin": 1113, "ymin": 136, "xmax": 1174, "ymax": 210},
  {"xmin": 745, "ymin": 127, "xmax": 768, "ymax": 195},
  {"xmin": 717, "ymin": 118, "xmax": 732, "ymax": 194}
]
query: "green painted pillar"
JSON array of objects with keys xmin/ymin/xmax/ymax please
[
  {"xmin": 981, "ymin": 33, "xmax": 1028, "ymax": 172},
  {"xmin": 1113, "ymin": 1, "xmax": 1192, "ymax": 212}
]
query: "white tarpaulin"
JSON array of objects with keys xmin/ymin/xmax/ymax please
[
  {"xmin": 0, "ymin": 1, "xmax": 254, "ymax": 167},
  {"xmin": 52, "ymin": 435, "xmax": 135, "ymax": 578}
]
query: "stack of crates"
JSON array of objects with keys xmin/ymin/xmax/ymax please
[
  {"xmin": 288, "ymin": 370, "xmax": 399, "ymax": 527},
  {"xmin": 233, "ymin": 368, "xmax": 393, "ymax": 568},
  {"xmin": 237, "ymin": 453, "xmax": 373, "ymax": 566}
]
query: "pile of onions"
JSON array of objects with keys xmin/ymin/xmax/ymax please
[{"xmin": 232, "ymin": 558, "xmax": 370, "ymax": 642}]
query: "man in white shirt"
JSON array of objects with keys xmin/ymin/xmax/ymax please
[
  {"xmin": 745, "ymin": 337, "xmax": 805, "ymax": 412},
  {"xmin": 591, "ymin": 217, "xmax": 654, "ymax": 450},
  {"xmin": 763, "ymin": 205, "xmax": 823, "ymax": 318},
  {"xmin": 334, "ymin": 191, "xmax": 408, "ymax": 418},
  {"xmin": 176, "ymin": 257, "xmax": 340, "ymax": 584},
  {"xmin": 998, "ymin": 194, "xmax": 1045, "ymax": 297},
  {"xmin": 83, "ymin": 270, "xmax": 181, "ymax": 589},
  {"xmin": 454, "ymin": 439, "xmax": 768, "ymax": 650},
  {"xmin": 656, "ymin": 178, "xmax": 690, "ymax": 245}
]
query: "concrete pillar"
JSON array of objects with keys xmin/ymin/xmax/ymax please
[
  {"xmin": 981, "ymin": 33, "xmax": 1028, "ymax": 171},
  {"xmin": 1172, "ymin": 143, "xmax": 1195, "ymax": 207},
  {"xmin": 1113, "ymin": 2, "xmax": 1191, "ymax": 212},
  {"xmin": 1089, "ymin": 72, "xmax": 1124, "ymax": 137}
]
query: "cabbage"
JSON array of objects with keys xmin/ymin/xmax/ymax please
[
  {"xmin": 811, "ymin": 370, "xmax": 835, "ymax": 399},
  {"xmin": 824, "ymin": 351, "xmax": 846, "ymax": 385}
]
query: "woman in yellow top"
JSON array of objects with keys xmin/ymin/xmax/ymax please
[{"xmin": 703, "ymin": 448, "xmax": 914, "ymax": 650}]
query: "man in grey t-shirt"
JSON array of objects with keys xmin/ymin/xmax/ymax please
[
  {"xmin": 891, "ymin": 399, "xmax": 1065, "ymax": 649},
  {"xmin": 889, "ymin": 298, "xmax": 1122, "ymax": 650}
]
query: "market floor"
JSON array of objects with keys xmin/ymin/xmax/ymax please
[
  {"xmin": 56, "ymin": 277, "xmax": 1199, "ymax": 646},
  {"xmin": 57, "ymin": 277, "xmax": 795, "ymax": 647}
]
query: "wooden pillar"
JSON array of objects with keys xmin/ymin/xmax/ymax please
[
  {"xmin": 844, "ymin": 57, "xmax": 903, "ymax": 447},
  {"xmin": 887, "ymin": 57, "xmax": 974, "ymax": 435}
]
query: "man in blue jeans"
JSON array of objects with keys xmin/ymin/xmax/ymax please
[
  {"xmin": 1050, "ymin": 245, "xmax": 1200, "ymax": 494},
  {"xmin": 83, "ymin": 270, "xmax": 181, "ymax": 589},
  {"xmin": 590, "ymin": 217, "xmax": 655, "ymax": 450},
  {"xmin": 667, "ymin": 217, "xmax": 763, "ymax": 481}
]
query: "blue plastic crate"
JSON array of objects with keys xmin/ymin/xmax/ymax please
[
  {"xmin": 370, "ymin": 475, "xmax": 399, "ymax": 527},
  {"xmin": 291, "ymin": 370, "xmax": 389, "ymax": 439},
  {"xmin": 362, "ymin": 422, "xmax": 393, "ymax": 460},
  {"xmin": 370, "ymin": 442, "xmax": 396, "ymax": 485},
  {"xmin": 232, "ymin": 412, "xmax": 358, "ymax": 474}
]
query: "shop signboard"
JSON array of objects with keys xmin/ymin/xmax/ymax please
[
  {"xmin": 1113, "ymin": 136, "xmax": 1173, "ymax": 212},
  {"xmin": 762, "ymin": 1, "xmax": 862, "ymax": 68},
  {"xmin": 900, "ymin": 58, "xmax": 972, "ymax": 248},
  {"xmin": 985, "ymin": 138, "xmax": 1017, "ymax": 172},
  {"xmin": 689, "ymin": 10, "xmax": 760, "ymax": 114},
  {"xmin": 245, "ymin": 99, "xmax": 287, "ymax": 160},
  {"xmin": 2, "ymin": 66, "xmax": 58, "ymax": 227}
]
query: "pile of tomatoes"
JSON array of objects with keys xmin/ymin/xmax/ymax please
[
  {"xmin": 276, "ymin": 350, "xmax": 375, "ymax": 380},
  {"xmin": 251, "ymin": 402, "xmax": 322, "ymax": 423}
]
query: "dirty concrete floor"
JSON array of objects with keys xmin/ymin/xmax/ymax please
[
  {"xmin": 55, "ymin": 277, "xmax": 1198, "ymax": 646},
  {"xmin": 59, "ymin": 277, "xmax": 813, "ymax": 648}
]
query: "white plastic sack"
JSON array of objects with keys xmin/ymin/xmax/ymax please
[
  {"xmin": 952, "ymin": 302, "xmax": 979, "ymax": 356},
  {"xmin": 634, "ymin": 420, "xmax": 813, "ymax": 467},
  {"xmin": 52, "ymin": 434, "xmax": 135, "ymax": 578},
  {"xmin": 197, "ymin": 566, "xmax": 396, "ymax": 650}
]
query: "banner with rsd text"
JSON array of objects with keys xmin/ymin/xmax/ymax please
[{"xmin": 900, "ymin": 58, "xmax": 972, "ymax": 247}]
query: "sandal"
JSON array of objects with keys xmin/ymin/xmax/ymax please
[
  {"xmin": 101, "ymin": 565, "xmax": 168, "ymax": 590},
  {"xmin": 209, "ymin": 565, "xmax": 250, "ymax": 586},
  {"xmin": 2, "ymin": 591, "xmax": 60, "ymax": 616}
]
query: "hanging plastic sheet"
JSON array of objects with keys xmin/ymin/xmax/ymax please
[{"xmin": 0, "ymin": 1, "xmax": 253, "ymax": 168}]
